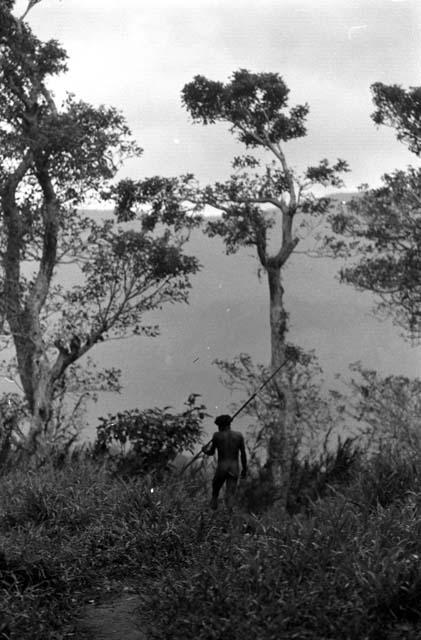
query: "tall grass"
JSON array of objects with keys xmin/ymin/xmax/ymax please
[
  {"xmin": 1, "ymin": 448, "xmax": 421, "ymax": 639},
  {"xmin": 0, "ymin": 460, "xmax": 151, "ymax": 638},
  {"xmin": 138, "ymin": 456, "xmax": 421, "ymax": 640}
]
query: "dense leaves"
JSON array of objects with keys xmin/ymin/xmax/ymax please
[
  {"xmin": 328, "ymin": 81, "xmax": 421, "ymax": 340},
  {"xmin": 182, "ymin": 69, "xmax": 309, "ymax": 147},
  {"xmin": 329, "ymin": 168, "xmax": 421, "ymax": 339},
  {"xmin": 371, "ymin": 82, "xmax": 421, "ymax": 156},
  {"xmin": 95, "ymin": 394, "xmax": 207, "ymax": 473},
  {"xmin": 111, "ymin": 173, "xmax": 200, "ymax": 227}
]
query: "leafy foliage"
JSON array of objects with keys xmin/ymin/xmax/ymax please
[
  {"xmin": 111, "ymin": 173, "xmax": 200, "ymax": 228},
  {"xmin": 95, "ymin": 394, "xmax": 207, "ymax": 474},
  {"xmin": 331, "ymin": 362, "xmax": 421, "ymax": 456},
  {"xmin": 328, "ymin": 80, "xmax": 421, "ymax": 341},
  {"xmin": 329, "ymin": 168, "xmax": 421, "ymax": 339},
  {"xmin": 183, "ymin": 70, "xmax": 348, "ymax": 266},
  {"xmin": 371, "ymin": 82, "xmax": 421, "ymax": 156},
  {"xmin": 56, "ymin": 213, "xmax": 200, "ymax": 344},
  {"xmin": 182, "ymin": 69, "xmax": 309, "ymax": 146},
  {"xmin": 215, "ymin": 349, "xmax": 337, "ymax": 464}
]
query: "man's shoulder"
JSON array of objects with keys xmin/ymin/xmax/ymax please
[
  {"xmin": 213, "ymin": 430, "xmax": 244, "ymax": 440},
  {"xmin": 212, "ymin": 429, "xmax": 244, "ymax": 440}
]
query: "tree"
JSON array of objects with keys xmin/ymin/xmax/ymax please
[
  {"xmin": 329, "ymin": 82, "xmax": 421, "ymax": 341},
  {"xmin": 182, "ymin": 69, "xmax": 348, "ymax": 499},
  {"xmin": 0, "ymin": 2, "xmax": 200, "ymax": 455}
]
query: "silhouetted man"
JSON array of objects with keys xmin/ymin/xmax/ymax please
[{"xmin": 202, "ymin": 414, "xmax": 247, "ymax": 510}]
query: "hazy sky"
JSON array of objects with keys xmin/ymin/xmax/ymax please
[
  {"xmin": 7, "ymin": 0, "xmax": 421, "ymax": 439},
  {"xmin": 18, "ymin": 0, "xmax": 421, "ymax": 190}
]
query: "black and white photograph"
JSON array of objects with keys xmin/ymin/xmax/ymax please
[{"xmin": 0, "ymin": 1, "xmax": 421, "ymax": 638}]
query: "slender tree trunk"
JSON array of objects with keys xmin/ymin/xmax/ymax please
[
  {"xmin": 12, "ymin": 329, "xmax": 55, "ymax": 456},
  {"xmin": 25, "ymin": 362, "xmax": 54, "ymax": 457},
  {"xmin": 2, "ymin": 156, "xmax": 63, "ymax": 458},
  {"xmin": 0, "ymin": 416, "xmax": 14, "ymax": 470},
  {"xmin": 267, "ymin": 264, "xmax": 296, "ymax": 507}
]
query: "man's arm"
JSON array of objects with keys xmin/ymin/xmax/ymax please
[
  {"xmin": 202, "ymin": 434, "xmax": 216, "ymax": 456},
  {"xmin": 239, "ymin": 434, "xmax": 247, "ymax": 478}
]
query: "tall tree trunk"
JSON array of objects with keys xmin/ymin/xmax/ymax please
[
  {"xmin": 2, "ymin": 155, "xmax": 61, "ymax": 458},
  {"xmin": 25, "ymin": 361, "xmax": 54, "ymax": 457},
  {"xmin": 267, "ymin": 264, "xmax": 296, "ymax": 507},
  {"xmin": 12, "ymin": 328, "xmax": 55, "ymax": 457}
]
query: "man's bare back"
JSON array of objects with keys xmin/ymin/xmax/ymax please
[
  {"xmin": 207, "ymin": 430, "xmax": 246, "ymax": 473},
  {"xmin": 202, "ymin": 414, "xmax": 247, "ymax": 509}
]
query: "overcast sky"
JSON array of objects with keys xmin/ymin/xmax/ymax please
[{"xmin": 19, "ymin": 0, "xmax": 421, "ymax": 190}]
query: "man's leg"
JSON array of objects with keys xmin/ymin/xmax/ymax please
[
  {"xmin": 211, "ymin": 471, "xmax": 225, "ymax": 510},
  {"xmin": 225, "ymin": 473, "xmax": 238, "ymax": 510}
]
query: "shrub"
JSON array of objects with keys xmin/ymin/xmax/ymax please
[
  {"xmin": 94, "ymin": 394, "xmax": 206, "ymax": 475},
  {"xmin": 349, "ymin": 449, "xmax": 421, "ymax": 509},
  {"xmin": 237, "ymin": 437, "xmax": 362, "ymax": 514}
]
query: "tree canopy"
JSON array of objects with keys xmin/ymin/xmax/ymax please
[
  {"xmin": 371, "ymin": 82, "xmax": 421, "ymax": 155},
  {"xmin": 330, "ymin": 82, "xmax": 421, "ymax": 341},
  {"xmin": 182, "ymin": 69, "xmax": 309, "ymax": 147},
  {"xmin": 0, "ymin": 1, "xmax": 201, "ymax": 454},
  {"xmin": 182, "ymin": 69, "xmax": 348, "ymax": 321}
]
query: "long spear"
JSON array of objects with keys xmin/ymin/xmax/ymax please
[{"xmin": 180, "ymin": 358, "xmax": 288, "ymax": 475}]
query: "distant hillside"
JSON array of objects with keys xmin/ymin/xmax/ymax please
[{"xmin": 328, "ymin": 191, "xmax": 359, "ymax": 203}]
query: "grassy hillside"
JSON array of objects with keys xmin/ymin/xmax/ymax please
[{"xmin": 2, "ymin": 445, "xmax": 421, "ymax": 639}]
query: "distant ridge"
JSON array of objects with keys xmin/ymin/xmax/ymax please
[
  {"xmin": 83, "ymin": 192, "xmax": 359, "ymax": 219},
  {"xmin": 328, "ymin": 191, "xmax": 359, "ymax": 203}
]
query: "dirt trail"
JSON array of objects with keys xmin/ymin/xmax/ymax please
[{"xmin": 77, "ymin": 593, "xmax": 145, "ymax": 640}]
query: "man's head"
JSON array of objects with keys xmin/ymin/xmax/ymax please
[{"xmin": 214, "ymin": 414, "xmax": 232, "ymax": 431}]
